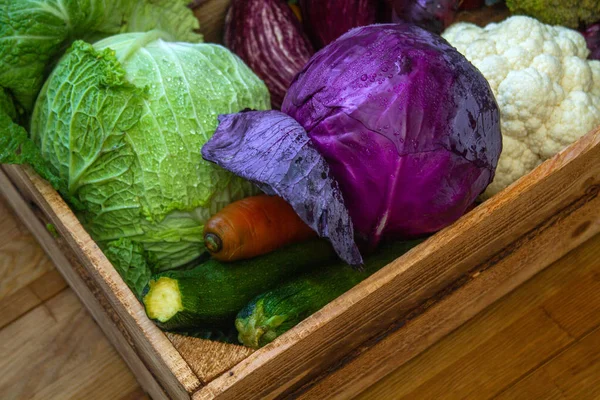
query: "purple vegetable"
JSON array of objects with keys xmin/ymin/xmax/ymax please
[
  {"xmin": 224, "ymin": 0, "xmax": 314, "ymax": 109},
  {"xmin": 390, "ymin": 0, "xmax": 460, "ymax": 34},
  {"xmin": 584, "ymin": 22, "xmax": 600, "ymax": 60},
  {"xmin": 299, "ymin": 0, "xmax": 379, "ymax": 49},
  {"xmin": 202, "ymin": 110, "xmax": 363, "ymax": 266},
  {"xmin": 282, "ymin": 23, "xmax": 502, "ymax": 248}
]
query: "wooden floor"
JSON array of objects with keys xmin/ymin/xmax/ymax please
[{"xmin": 1, "ymin": 192, "xmax": 599, "ymax": 400}]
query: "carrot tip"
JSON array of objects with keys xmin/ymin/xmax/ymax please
[{"xmin": 205, "ymin": 233, "xmax": 223, "ymax": 254}]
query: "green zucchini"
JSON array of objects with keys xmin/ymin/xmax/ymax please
[
  {"xmin": 142, "ymin": 239, "xmax": 337, "ymax": 330},
  {"xmin": 235, "ymin": 239, "xmax": 423, "ymax": 348}
]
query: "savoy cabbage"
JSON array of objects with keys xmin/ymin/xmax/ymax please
[
  {"xmin": 0, "ymin": 0, "xmax": 203, "ymax": 112},
  {"xmin": 28, "ymin": 31, "xmax": 270, "ymax": 270}
]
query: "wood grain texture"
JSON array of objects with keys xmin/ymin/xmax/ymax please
[
  {"xmin": 0, "ymin": 168, "xmax": 169, "ymax": 400},
  {"xmin": 167, "ymin": 333, "xmax": 254, "ymax": 384},
  {"xmin": 358, "ymin": 232, "xmax": 600, "ymax": 400},
  {"xmin": 497, "ymin": 326, "xmax": 600, "ymax": 400},
  {"xmin": 0, "ymin": 163, "xmax": 252, "ymax": 393},
  {"xmin": 0, "ymin": 196, "xmax": 54, "ymax": 300},
  {"xmin": 0, "ymin": 268, "xmax": 67, "ymax": 329},
  {"xmin": 193, "ymin": 127, "xmax": 600, "ymax": 399},
  {"xmin": 296, "ymin": 169, "xmax": 600, "ymax": 399},
  {"xmin": 0, "ymin": 290, "xmax": 142, "ymax": 400}
]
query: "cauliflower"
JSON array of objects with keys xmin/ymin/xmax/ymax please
[
  {"xmin": 506, "ymin": 0, "xmax": 600, "ymax": 29},
  {"xmin": 443, "ymin": 16, "xmax": 600, "ymax": 197}
]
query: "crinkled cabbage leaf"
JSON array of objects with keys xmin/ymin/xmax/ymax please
[
  {"xmin": 0, "ymin": 0, "xmax": 203, "ymax": 112},
  {"xmin": 29, "ymin": 32, "xmax": 270, "ymax": 269}
]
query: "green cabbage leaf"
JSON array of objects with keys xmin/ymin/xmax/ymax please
[
  {"xmin": 29, "ymin": 32, "xmax": 269, "ymax": 269},
  {"xmin": 0, "ymin": 0, "xmax": 202, "ymax": 112}
]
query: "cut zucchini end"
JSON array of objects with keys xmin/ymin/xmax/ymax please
[
  {"xmin": 144, "ymin": 277, "xmax": 184, "ymax": 323},
  {"xmin": 235, "ymin": 299, "xmax": 287, "ymax": 349}
]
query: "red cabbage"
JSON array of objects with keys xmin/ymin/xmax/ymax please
[
  {"xmin": 202, "ymin": 110, "xmax": 363, "ymax": 266},
  {"xmin": 282, "ymin": 23, "xmax": 501, "ymax": 248}
]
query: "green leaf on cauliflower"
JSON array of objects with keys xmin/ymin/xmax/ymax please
[{"xmin": 0, "ymin": 0, "xmax": 202, "ymax": 112}]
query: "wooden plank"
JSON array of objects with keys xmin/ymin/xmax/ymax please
[
  {"xmin": 374, "ymin": 310, "xmax": 573, "ymax": 400},
  {"xmin": 357, "ymin": 230, "xmax": 600, "ymax": 400},
  {"xmin": 167, "ymin": 333, "xmax": 254, "ymax": 383},
  {"xmin": 0, "ymin": 196, "xmax": 19, "ymax": 242},
  {"xmin": 193, "ymin": 127, "xmax": 600, "ymax": 399},
  {"xmin": 0, "ymin": 290, "xmax": 141, "ymax": 400},
  {"xmin": 0, "ymin": 168, "xmax": 170, "ymax": 400},
  {"xmin": 497, "ymin": 326, "xmax": 600, "ymax": 400},
  {"xmin": 540, "ymin": 268, "xmax": 600, "ymax": 339},
  {"xmin": 28, "ymin": 269, "xmax": 68, "ymax": 301},
  {"xmin": 1, "ymin": 163, "xmax": 252, "ymax": 390},
  {"xmin": 0, "ymin": 285, "xmax": 45, "ymax": 330},
  {"xmin": 0, "ymin": 270, "xmax": 68, "ymax": 329},
  {"xmin": 294, "ymin": 180, "xmax": 600, "ymax": 399},
  {"xmin": 167, "ymin": 333, "xmax": 254, "ymax": 382},
  {"xmin": 0, "ymin": 197, "xmax": 54, "ymax": 300}
]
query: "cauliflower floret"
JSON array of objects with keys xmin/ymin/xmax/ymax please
[{"xmin": 443, "ymin": 16, "xmax": 600, "ymax": 198}]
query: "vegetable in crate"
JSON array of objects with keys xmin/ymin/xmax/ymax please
[
  {"xmin": 27, "ymin": 31, "xmax": 270, "ymax": 271},
  {"xmin": 236, "ymin": 239, "xmax": 423, "ymax": 348},
  {"xmin": 225, "ymin": 0, "xmax": 314, "ymax": 109},
  {"xmin": 505, "ymin": 0, "xmax": 600, "ymax": 29},
  {"xmin": 390, "ymin": 0, "xmax": 461, "ymax": 34},
  {"xmin": 299, "ymin": 0, "xmax": 379, "ymax": 48},
  {"xmin": 204, "ymin": 195, "xmax": 317, "ymax": 262},
  {"xmin": 443, "ymin": 16, "xmax": 600, "ymax": 197},
  {"xmin": 205, "ymin": 24, "xmax": 501, "ymax": 258},
  {"xmin": 282, "ymin": 24, "xmax": 501, "ymax": 248},
  {"xmin": 142, "ymin": 239, "xmax": 338, "ymax": 329},
  {"xmin": 0, "ymin": 0, "xmax": 203, "ymax": 113},
  {"xmin": 202, "ymin": 110, "xmax": 363, "ymax": 266},
  {"xmin": 584, "ymin": 23, "xmax": 600, "ymax": 61}
]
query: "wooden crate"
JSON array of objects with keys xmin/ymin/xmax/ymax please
[{"xmin": 2, "ymin": 1, "xmax": 600, "ymax": 399}]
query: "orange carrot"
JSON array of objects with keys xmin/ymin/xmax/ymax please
[{"xmin": 204, "ymin": 195, "xmax": 317, "ymax": 262}]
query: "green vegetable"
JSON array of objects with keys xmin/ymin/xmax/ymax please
[
  {"xmin": 142, "ymin": 239, "xmax": 337, "ymax": 330},
  {"xmin": 26, "ymin": 31, "xmax": 269, "ymax": 270},
  {"xmin": 236, "ymin": 239, "xmax": 423, "ymax": 348},
  {"xmin": 105, "ymin": 239, "xmax": 154, "ymax": 299},
  {"xmin": 46, "ymin": 223, "xmax": 59, "ymax": 239},
  {"xmin": 506, "ymin": 0, "xmax": 600, "ymax": 29},
  {"xmin": 0, "ymin": 88, "xmax": 73, "ymax": 200},
  {"xmin": 0, "ymin": 0, "xmax": 203, "ymax": 112}
]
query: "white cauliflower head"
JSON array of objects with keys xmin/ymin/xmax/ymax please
[{"xmin": 443, "ymin": 16, "xmax": 600, "ymax": 197}]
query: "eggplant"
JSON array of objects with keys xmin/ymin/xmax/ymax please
[
  {"xmin": 224, "ymin": 0, "xmax": 314, "ymax": 109},
  {"xmin": 299, "ymin": 0, "xmax": 379, "ymax": 49}
]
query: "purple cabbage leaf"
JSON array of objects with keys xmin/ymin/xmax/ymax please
[{"xmin": 201, "ymin": 110, "xmax": 363, "ymax": 266}]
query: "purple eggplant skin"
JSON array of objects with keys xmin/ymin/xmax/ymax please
[
  {"xmin": 584, "ymin": 23, "xmax": 600, "ymax": 60},
  {"xmin": 390, "ymin": 0, "xmax": 461, "ymax": 34},
  {"xmin": 299, "ymin": 0, "xmax": 379, "ymax": 49},
  {"xmin": 224, "ymin": 0, "xmax": 314, "ymax": 109},
  {"xmin": 282, "ymin": 23, "xmax": 502, "ymax": 248}
]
